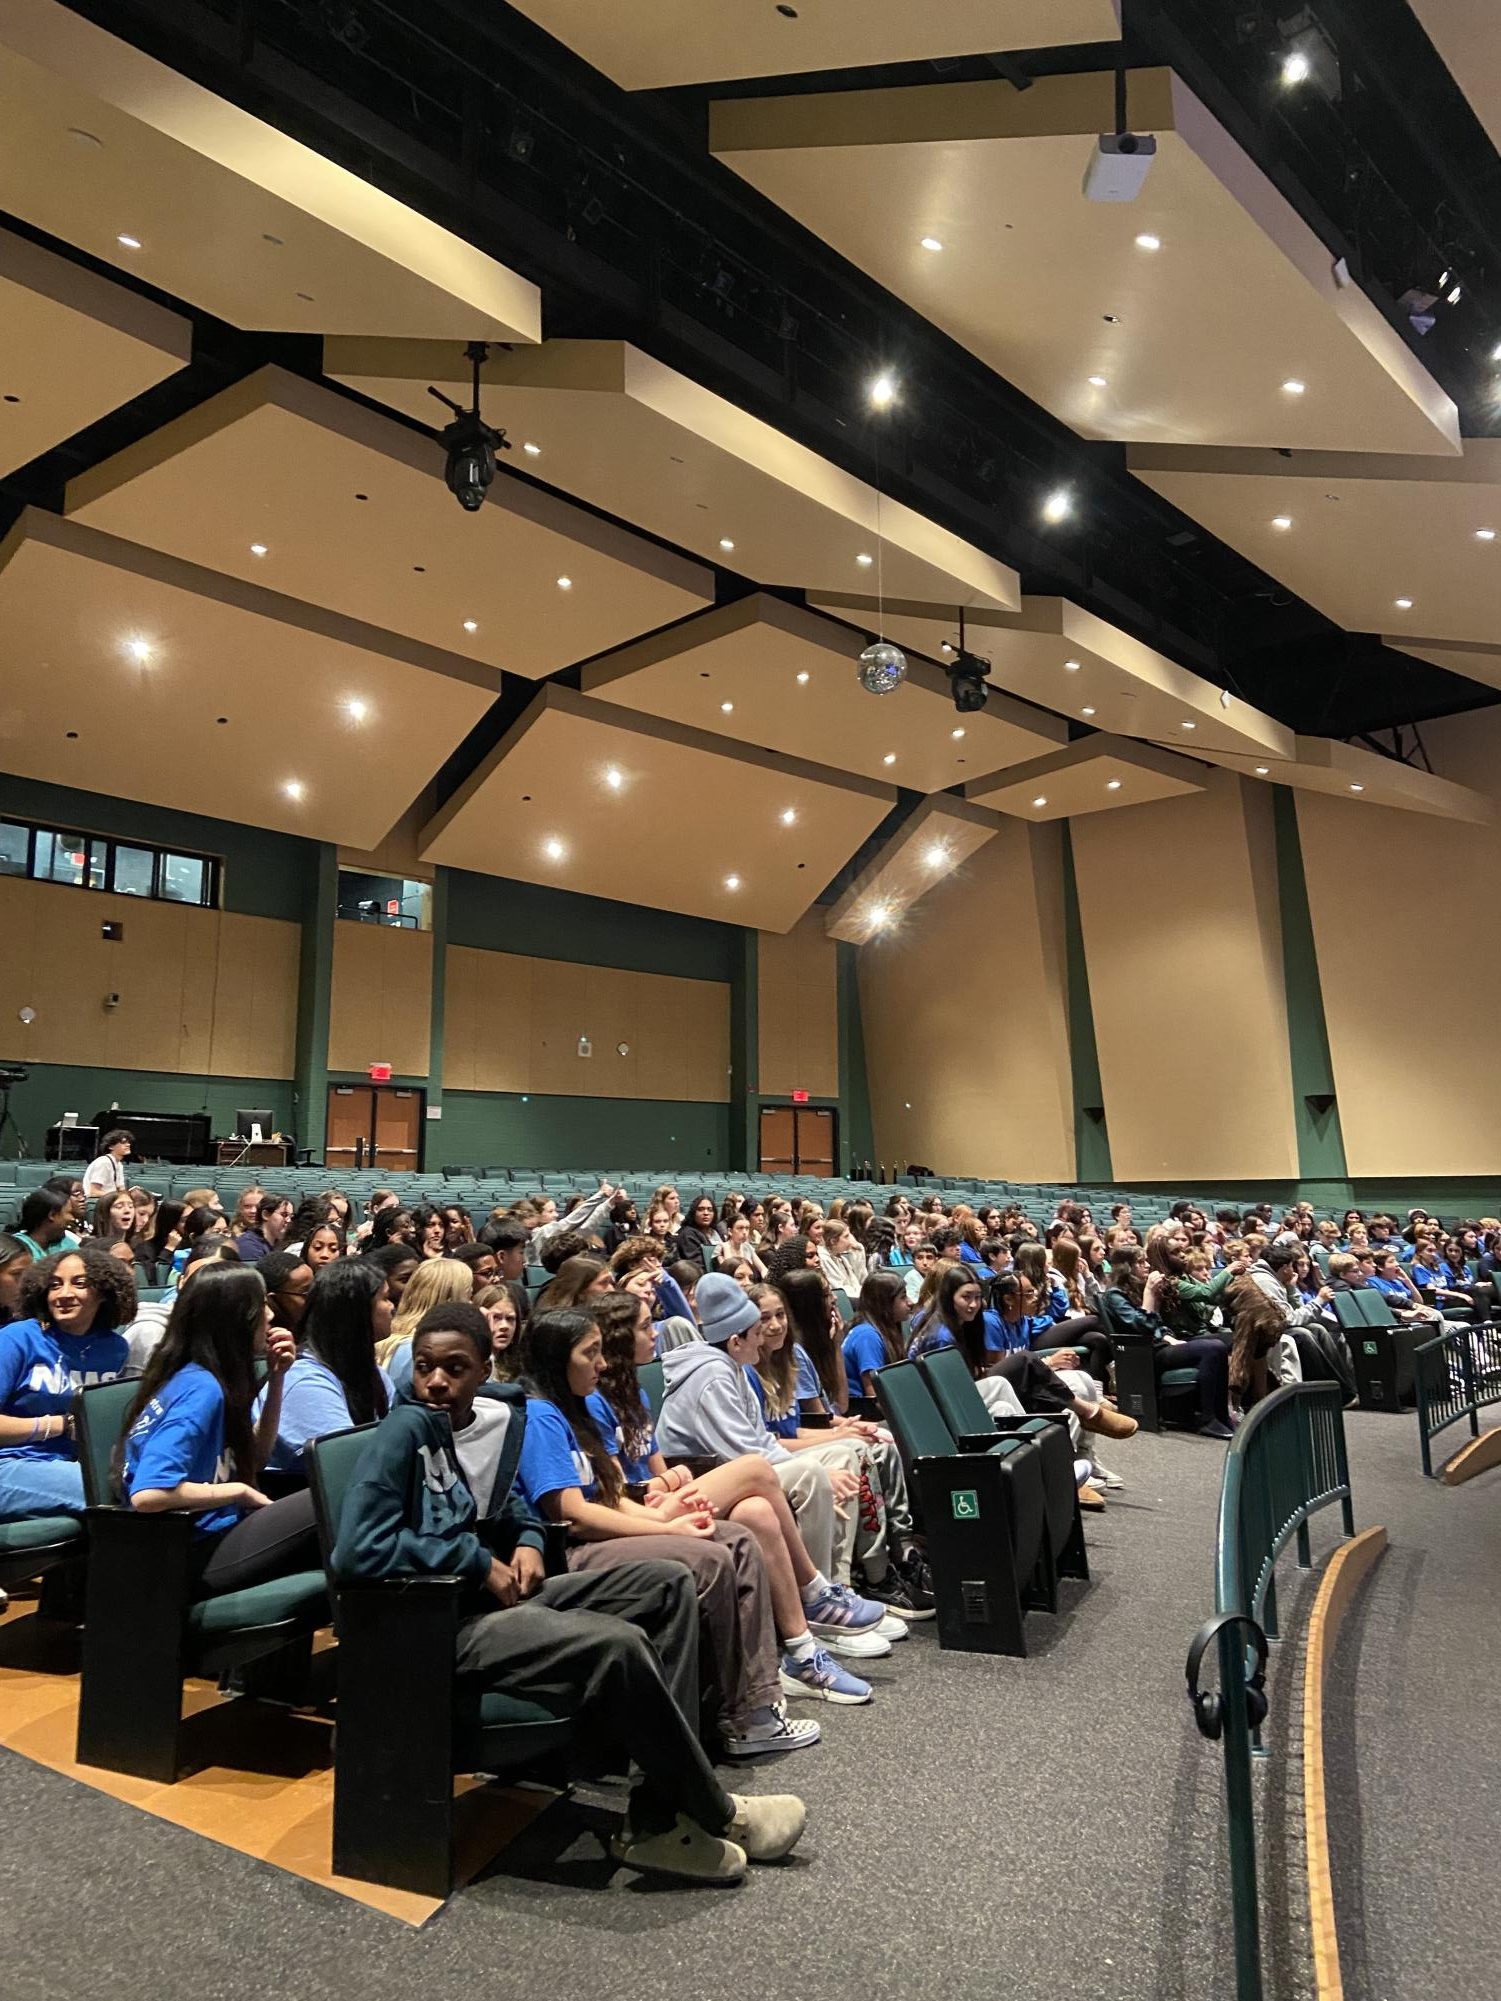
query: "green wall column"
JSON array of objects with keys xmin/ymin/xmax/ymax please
[
  {"xmin": 293, "ymin": 843, "xmax": 337, "ymax": 1160},
  {"xmin": 1270, "ymin": 785, "xmax": 1349, "ymax": 1189},
  {"xmin": 837, "ymin": 941, "xmax": 875, "ymax": 1176},
  {"xmin": 729, "ymin": 929, "xmax": 758, "ymax": 1172},
  {"xmin": 1060, "ymin": 825, "xmax": 1113, "ymax": 1183},
  {"xmin": 426, "ymin": 868, "xmax": 449, "ymax": 1160}
]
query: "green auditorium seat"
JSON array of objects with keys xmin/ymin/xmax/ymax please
[
  {"xmin": 73, "ymin": 1380, "xmax": 328, "ymax": 1785},
  {"xmin": 306, "ymin": 1425, "xmax": 575, "ymax": 1898},
  {"xmin": 637, "ymin": 1359, "xmax": 665, "ymax": 1426}
]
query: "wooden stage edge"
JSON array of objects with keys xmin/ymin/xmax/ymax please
[
  {"xmin": 1301, "ymin": 1524, "xmax": 1389, "ymax": 2001},
  {"xmin": 1439, "ymin": 1426, "xmax": 1501, "ymax": 1486}
]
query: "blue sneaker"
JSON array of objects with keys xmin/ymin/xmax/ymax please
[
  {"xmin": 779, "ymin": 1647, "xmax": 873, "ymax": 1705},
  {"xmin": 804, "ymin": 1582, "xmax": 890, "ymax": 1658}
]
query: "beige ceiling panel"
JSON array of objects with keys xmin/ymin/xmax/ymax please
[
  {"xmin": 0, "ymin": 225, "xmax": 189, "ymax": 477},
  {"xmin": 67, "ymin": 367, "xmax": 710, "ymax": 679},
  {"xmin": 1386, "ymin": 638, "xmax": 1501, "ymax": 697},
  {"xmin": 965, "ymin": 733, "xmax": 1206, "ymax": 820},
  {"xmin": 1130, "ymin": 442, "xmax": 1501, "ymax": 648},
  {"xmin": 419, "ymin": 685, "xmax": 895, "ymax": 932},
  {"xmin": 0, "ymin": 510, "xmax": 497, "ymax": 849},
  {"xmin": 580, "ymin": 594, "xmax": 1064, "ymax": 792},
  {"xmin": 507, "ymin": 0, "xmax": 1119, "ymax": 90},
  {"xmin": 825, "ymin": 794, "xmax": 1001, "ymax": 943},
  {"xmin": 1409, "ymin": 1, "xmax": 1501, "ymax": 150},
  {"xmin": 813, "ymin": 591, "xmax": 1294, "ymax": 759},
  {"xmin": 324, "ymin": 337, "xmax": 1019, "ymax": 610},
  {"xmin": 1187, "ymin": 734, "xmax": 1494, "ymax": 825},
  {"xmin": 713, "ymin": 69, "xmax": 1457, "ymax": 455},
  {"xmin": 0, "ymin": 3, "xmax": 538, "ymax": 341}
]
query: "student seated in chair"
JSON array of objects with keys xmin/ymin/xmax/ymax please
[
  {"xmin": 255, "ymin": 1260, "xmax": 394, "ymax": 1476},
  {"xmin": 0, "ymin": 1245, "xmax": 135, "ymax": 1519},
  {"xmin": 331, "ymin": 1302, "xmax": 807, "ymax": 1884},
  {"xmin": 121, "ymin": 1265, "xmax": 321, "ymax": 1594},
  {"xmin": 1101, "ymin": 1245, "xmax": 1235, "ymax": 1438}
]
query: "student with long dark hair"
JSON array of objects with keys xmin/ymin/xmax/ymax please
[
  {"xmin": 519, "ymin": 1306, "xmax": 820, "ymax": 1755},
  {"xmin": 777, "ymin": 1267, "xmax": 849, "ymax": 1412},
  {"xmin": 0, "ymin": 1246, "xmax": 134, "ymax": 1517},
  {"xmin": 410, "ymin": 1203, "xmax": 450, "ymax": 1262},
  {"xmin": 121, "ymin": 1264, "xmax": 319, "ymax": 1591},
  {"xmin": 841, "ymin": 1268, "xmax": 913, "ymax": 1397},
  {"xmin": 675, "ymin": 1193, "xmax": 721, "ymax": 1271},
  {"xmin": 258, "ymin": 1260, "xmax": 394, "ymax": 1474}
]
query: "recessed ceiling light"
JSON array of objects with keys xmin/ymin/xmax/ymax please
[
  {"xmin": 522, "ymin": 441, "xmax": 541, "ymax": 456},
  {"xmin": 1064, "ymin": 659, "xmax": 1081, "ymax": 672},
  {"xmin": 856, "ymin": 552, "xmax": 874, "ymax": 567},
  {"xmin": 869, "ymin": 373, "xmax": 897, "ymax": 410},
  {"xmin": 249, "ymin": 541, "xmax": 268, "ymax": 557},
  {"xmin": 920, "ymin": 236, "xmax": 943, "ymax": 253},
  {"xmin": 1255, "ymin": 765, "xmax": 1270, "ymax": 776},
  {"xmin": 720, "ymin": 700, "xmax": 734, "ymax": 714},
  {"xmin": 883, "ymin": 752, "xmax": 896, "ymax": 765},
  {"xmin": 124, "ymin": 638, "xmax": 153, "ymax": 664},
  {"xmin": 544, "ymin": 837, "xmax": 566, "ymax": 861},
  {"xmin": 1393, "ymin": 596, "xmax": 1413, "ymax": 609},
  {"xmin": 719, "ymin": 537, "xmax": 735, "ymax": 552},
  {"xmin": 116, "ymin": 233, "xmax": 142, "ymax": 250},
  {"xmin": 923, "ymin": 844, "xmax": 947, "ymax": 869},
  {"xmin": 1180, "ymin": 720, "xmax": 1196, "ymax": 729},
  {"xmin": 345, "ymin": 699, "xmax": 368, "ymax": 723},
  {"xmin": 463, "ymin": 619, "xmax": 479, "ymax": 633},
  {"xmin": 795, "ymin": 671, "xmax": 810, "ymax": 684},
  {"xmin": 867, "ymin": 901, "xmax": 893, "ymax": 929},
  {"xmin": 1349, "ymin": 783, "xmax": 1364, "ymax": 793},
  {"xmin": 1081, "ymin": 706, "xmax": 1096, "ymax": 717},
  {"xmin": 1041, "ymin": 488, "xmax": 1072, "ymax": 524},
  {"xmin": 724, "ymin": 874, "xmax": 741, "ymax": 891},
  {"xmin": 284, "ymin": 780, "xmax": 305, "ymax": 801},
  {"xmin": 780, "ymin": 807, "xmax": 797, "ymax": 825},
  {"xmin": 1281, "ymin": 378, "xmax": 1306, "ymax": 396},
  {"xmin": 950, "ymin": 727, "xmax": 965, "ymax": 740},
  {"xmin": 1088, "ymin": 374, "xmax": 1108, "ymax": 388},
  {"xmin": 1281, "ymin": 50, "xmax": 1311, "ymax": 85},
  {"xmin": 1476, "ymin": 528, "xmax": 1496, "ymax": 542},
  {"xmin": 1031, "ymin": 795, "xmax": 1048, "ymax": 808},
  {"xmin": 605, "ymin": 767, "xmax": 623, "ymax": 791},
  {"xmin": 1271, "ymin": 515, "xmax": 1293, "ymax": 531},
  {"xmin": 1134, "ymin": 232, "xmax": 1161, "ymax": 252},
  {"xmin": 1106, "ymin": 779, "xmax": 1122, "ymax": 791},
  {"xmin": 556, "ymin": 576, "xmax": 572, "ymax": 591}
]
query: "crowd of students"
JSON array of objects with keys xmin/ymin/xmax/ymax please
[{"xmin": 0, "ymin": 1169, "xmax": 1491, "ymax": 1883}]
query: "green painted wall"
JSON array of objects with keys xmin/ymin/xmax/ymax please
[
  {"xmin": 1060, "ymin": 826, "xmax": 1113, "ymax": 1182},
  {"xmin": 432, "ymin": 1091, "xmax": 730, "ymax": 1172},
  {"xmin": 837, "ymin": 941, "xmax": 875, "ymax": 1173},
  {"xmin": 446, "ymin": 868, "xmax": 737, "ymax": 981},
  {"xmin": 1270, "ymin": 786, "xmax": 1349, "ymax": 1182},
  {"xmin": 0, "ymin": 772, "xmax": 320, "ymax": 921},
  {"xmin": 1, "ymin": 1063, "xmax": 293, "ymax": 1164}
]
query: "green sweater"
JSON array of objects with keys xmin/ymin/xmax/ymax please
[{"xmin": 1159, "ymin": 1264, "xmax": 1237, "ymax": 1338}]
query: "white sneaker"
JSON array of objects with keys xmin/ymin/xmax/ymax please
[
  {"xmin": 1092, "ymin": 1463, "xmax": 1126, "ymax": 1491},
  {"xmin": 875, "ymin": 1611, "xmax": 908, "ymax": 1642},
  {"xmin": 815, "ymin": 1624, "xmax": 891, "ymax": 1659},
  {"xmin": 721, "ymin": 1702, "xmax": 822, "ymax": 1760}
]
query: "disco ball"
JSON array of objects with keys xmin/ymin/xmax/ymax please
[{"xmin": 856, "ymin": 639, "xmax": 908, "ymax": 695}]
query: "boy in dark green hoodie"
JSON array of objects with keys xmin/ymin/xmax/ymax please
[{"xmin": 331, "ymin": 1301, "xmax": 805, "ymax": 1884}]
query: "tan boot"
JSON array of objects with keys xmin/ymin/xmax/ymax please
[
  {"xmin": 1077, "ymin": 1482, "xmax": 1106, "ymax": 1511},
  {"xmin": 1081, "ymin": 1403, "xmax": 1139, "ymax": 1441}
]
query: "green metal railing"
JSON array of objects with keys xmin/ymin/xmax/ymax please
[
  {"xmin": 1414, "ymin": 1322, "xmax": 1501, "ymax": 1476},
  {"xmin": 1191, "ymin": 1383, "xmax": 1354, "ymax": 2001}
]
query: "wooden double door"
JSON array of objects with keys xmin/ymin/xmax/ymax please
[
  {"xmin": 325, "ymin": 1085, "xmax": 424, "ymax": 1173},
  {"xmin": 759, "ymin": 1104, "xmax": 836, "ymax": 1178}
]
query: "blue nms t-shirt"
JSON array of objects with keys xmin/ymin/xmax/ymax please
[
  {"xmin": 516, "ymin": 1397, "xmax": 599, "ymax": 1506},
  {"xmin": 586, "ymin": 1387, "xmax": 656, "ymax": 1485},
  {"xmin": 123, "ymin": 1362, "xmax": 242, "ymax": 1535},
  {"xmin": 0, "ymin": 1319, "xmax": 128, "ymax": 1461}
]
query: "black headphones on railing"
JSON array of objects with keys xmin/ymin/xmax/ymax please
[{"xmin": 1185, "ymin": 1612, "xmax": 1269, "ymax": 1741}]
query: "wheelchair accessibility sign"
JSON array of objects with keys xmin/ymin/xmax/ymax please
[{"xmin": 951, "ymin": 1489, "xmax": 980, "ymax": 1521}]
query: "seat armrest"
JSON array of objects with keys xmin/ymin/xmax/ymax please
[{"xmin": 958, "ymin": 1430, "xmax": 1006, "ymax": 1452}]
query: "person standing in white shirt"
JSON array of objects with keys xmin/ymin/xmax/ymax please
[{"xmin": 82, "ymin": 1129, "xmax": 134, "ymax": 1200}]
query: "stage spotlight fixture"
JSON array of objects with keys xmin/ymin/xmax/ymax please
[
  {"xmin": 857, "ymin": 640, "xmax": 908, "ymax": 695},
  {"xmin": 427, "ymin": 341, "xmax": 510, "ymax": 512},
  {"xmin": 947, "ymin": 649, "xmax": 992, "ymax": 714}
]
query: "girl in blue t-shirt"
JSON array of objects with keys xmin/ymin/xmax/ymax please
[
  {"xmin": 841, "ymin": 1270, "xmax": 913, "ymax": 1399},
  {"xmin": 518, "ymin": 1306, "xmax": 818, "ymax": 1760},
  {"xmin": 256, "ymin": 1260, "xmax": 393, "ymax": 1475},
  {"xmin": 0, "ymin": 1245, "xmax": 134, "ymax": 1519},
  {"xmin": 121, "ymin": 1264, "xmax": 320, "ymax": 1593}
]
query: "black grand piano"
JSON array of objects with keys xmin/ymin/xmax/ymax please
[{"xmin": 91, "ymin": 1108, "xmax": 212, "ymax": 1165}]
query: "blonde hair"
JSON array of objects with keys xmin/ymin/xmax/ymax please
[{"xmin": 376, "ymin": 1257, "xmax": 473, "ymax": 1366}]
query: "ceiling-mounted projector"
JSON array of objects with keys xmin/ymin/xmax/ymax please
[{"xmin": 1083, "ymin": 132, "xmax": 1156, "ymax": 202}]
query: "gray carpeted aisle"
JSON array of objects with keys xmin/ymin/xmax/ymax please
[{"xmin": 4, "ymin": 1413, "xmax": 1457, "ymax": 2001}]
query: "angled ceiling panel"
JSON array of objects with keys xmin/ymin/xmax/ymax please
[
  {"xmin": 825, "ymin": 794, "xmax": 1001, "ymax": 943},
  {"xmin": 964, "ymin": 733, "xmax": 1207, "ymax": 820}
]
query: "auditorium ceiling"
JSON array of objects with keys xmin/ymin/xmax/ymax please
[{"xmin": 0, "ymin": 0, "xmax": 1497, "ymax": 910}]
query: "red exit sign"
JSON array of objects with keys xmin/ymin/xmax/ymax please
[
  {"xmin": 368, "ymin": 1062, "xmax": 393, "ymax": 1083},
  {"xmin": 791, "ymin": 1089, "xmax": 810, "ymax": 1105}
]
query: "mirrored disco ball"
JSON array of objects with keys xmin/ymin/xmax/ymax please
[{"xmin": 857, "ymin": 640, "xmax": 908, "ymax": 695}]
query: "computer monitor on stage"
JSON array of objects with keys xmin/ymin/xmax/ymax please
[{"xmin": 234, "ymin": 1107, "xmax": 274, "ymax": 1141}]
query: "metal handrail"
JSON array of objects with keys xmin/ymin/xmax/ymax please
[{"xmin": 1414, "ymin": 1321, "xmax": 1501, "ymax": 1476}]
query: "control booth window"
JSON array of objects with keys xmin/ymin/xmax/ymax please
[
  {"xmin": 336, "ymin": 868, "xmax": 433, "ymax": 931},
  {"xmin": 0, "ymin": 817, "xmax": 219, "ymax": 908}
]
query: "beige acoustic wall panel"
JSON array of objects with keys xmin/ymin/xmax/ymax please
[
  {"xmin": 0, "ymin": 879, "xmax": 297, "ymax": 1077},
  {"xmin": 859, "ymin": 825, "xmax": 1075, "ymax": 1182},
  {"xmin": 1297, "ymin": 789, "xmax": 1501, "ymax": 1179},
  {"xmin": 444, "ymin": 946, "xmax": 729, "ymax": 1103},
  {"xmin": 1071, "ymin": 770, "xmax": 1299, "ymax": 1182},
  {"xmin": 758, "ymin": 911, "xmax": 840, "ymax": 1101},
  {"xmin": 328, "ymin": 922, "xmax": 432, "ymax": 1078}
]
